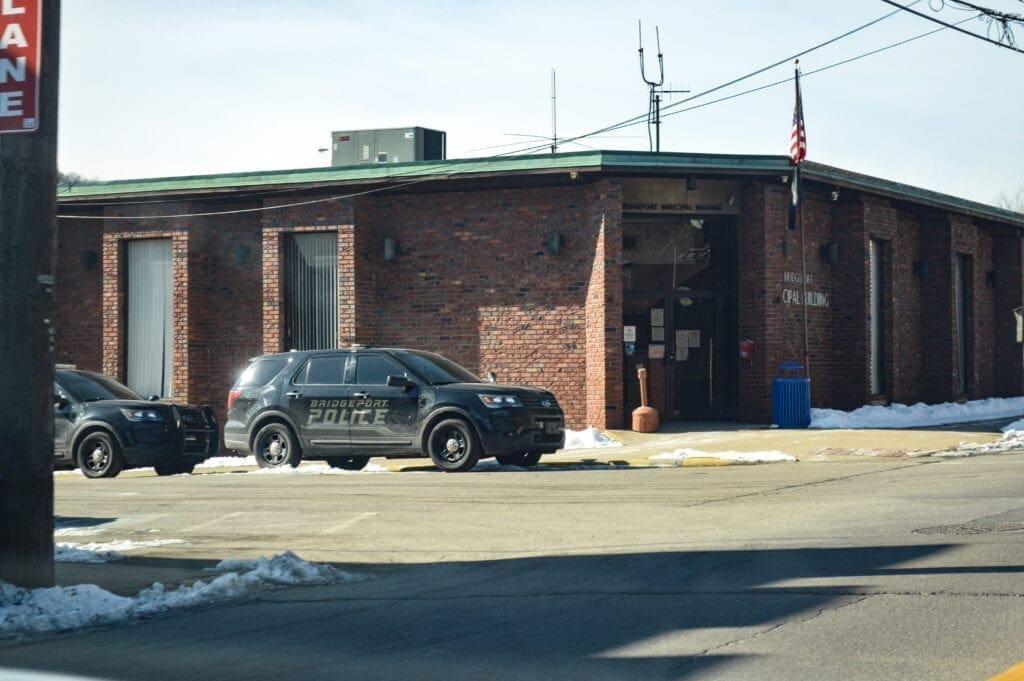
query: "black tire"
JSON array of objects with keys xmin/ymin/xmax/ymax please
[
  {"xmin": 253, "ymin": 422, "xmax": 301, "ymax": 468},
  {"xmin": 154, "ymin": 461, "xmax": 197, "ymax": 476},
  {"xmin": 427, "ymin": 418, "xmax": 481, "ymax": 472},
  {"xmin": 76, "ymin": 431, "xmax": 125, "ymax": 479},
  {"xmin": 496, "ymin": 451, "xmax": 542, "ymax": 467},
  {"xmin": 326, "ymin": 456, "xmax": 369, "ymax": 471}
]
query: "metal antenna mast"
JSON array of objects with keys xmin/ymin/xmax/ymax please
[
  {"xmin": 551, "ymin": 68, "xmax": 557, "ymax": 154},
  {"xmin": 638, "ymin": 21, "xmax": 688, "ymax": 152}
]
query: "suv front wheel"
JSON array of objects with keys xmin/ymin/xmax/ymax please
[
  {"xmin": 253, "ymin": 422, "xmax": 301, "ymax": 468},
  {"xmin": 427, "ymin": 418, "xmax": 480, "ymax": 473}
]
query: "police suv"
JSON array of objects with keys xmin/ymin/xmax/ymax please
[{"xmin": 224, "ymin": 347, "xmax": 565, "ymax": 472}]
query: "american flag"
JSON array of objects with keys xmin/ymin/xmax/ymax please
[{"xmin": 790, "ymin": 67, "xmax": 807, "ymax": 165}]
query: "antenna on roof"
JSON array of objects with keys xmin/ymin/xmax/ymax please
[
  {"xmin": 638, "ymin": 21, "xmax": 689, "ymax": 152},
  {"xmin": 551, "ymin": 68, "xmax": 557, "ymax": 154}
]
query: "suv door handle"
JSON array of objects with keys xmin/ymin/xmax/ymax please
[
  {"xmin": 286, "ymin": 391, "xmax": 302, "ymax": 398},
  {"xmin": 352, "ymin": 392, "xmax": 370, "ymax": 398}
]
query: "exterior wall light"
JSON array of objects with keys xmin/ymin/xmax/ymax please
[
  {"xmin": 80, "ymin": 249, "xmax": 97, "ymax": 271},
  {"xmin": 546, "ymin": 231, "xmax": 564, "ymax": 255},
  {"xmin": 819, "ymin": 241, "xmax": 838, "ymax": 265}
]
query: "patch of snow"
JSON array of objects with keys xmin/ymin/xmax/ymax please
[
  {"xmin": 810, "ymin": 396, "xmax": 1024, "ymax": 429},
  {"xmin": 651, "ymin": 448, "xmax": 797, "ymax": 464},
  {"xmin": 0, "ymin": 551, "xmax": 365, "ymax": 639},
  {"xmin": 55, "ymin": 540, "xmax": 184, "ymax": 564},
  {"xmin": 564, "ymin": 426, "xmax": 622, "ymax": 449},
  {"xmin": 248, "ymin": 461, "xmax": 389, "ymax": 475}
]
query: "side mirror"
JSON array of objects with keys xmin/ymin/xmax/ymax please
[
  {"xmin": 487, "ymin": 371, "xmax": 497, "ymax": 384},
  {"xmin": 386, "ymin": 374, "xmax": 415, "ymax": 389},
  {"xmin": 54, "ymin": 395, "xmax": 69, "ymax": 410},
  {"xmin": 148, "ymin": 395, "xmax": 161, "ymax": 402}
]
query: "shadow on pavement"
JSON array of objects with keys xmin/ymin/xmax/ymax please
[{"xmin": 6, "ymin": 542, "xmax": 1022, "ymax": 680}]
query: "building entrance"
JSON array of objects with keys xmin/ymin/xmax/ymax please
[{"xmin": 622, "ymin": 216, "xmax": 737, "ymax": 421}]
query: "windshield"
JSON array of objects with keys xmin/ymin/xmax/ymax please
[
  {"xmin": 58, "ymin": 371, "xmax": 144, "ymax": 402},
  {"xmin": 395, "ymin": 351, "xmax": 481, "ymax": 385}
]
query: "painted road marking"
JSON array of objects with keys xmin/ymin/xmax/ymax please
[
  {"xmin": 322, "ymin": 512, "xmax": 378, "ymax": 534},
  {"xmin": 990, "ymin": 661, "xmax": 1024, "ymax": 680},
  {"xmin": 182, "ymin": 511, "xmax": 245, "ymax": 533}
]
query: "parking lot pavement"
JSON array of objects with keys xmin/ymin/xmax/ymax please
[{"xmin": 45, "ymin": 422, "xmax": 1016, "ymax": 595}]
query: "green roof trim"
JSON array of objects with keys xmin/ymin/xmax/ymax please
[{"xmin": 58, "ymin": 150, "xmax": 1024, "ymax": 227}]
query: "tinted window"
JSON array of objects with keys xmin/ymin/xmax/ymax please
[
  {"xmin": 58, "ymin": 372, "xmax": 142, "ymax": 402},
  {"xmin": 354, "ymin": 354, "xmax": 404, "ymax": 385},
  {"xmin": 394, "ymin": 351, "xmax": 480, "ymax": 385},
  {"xmin": 236, "ymin": 358, "xmax": 287, "ymax": 387},
  {"xmin": 294, "ymin": 356, "xmax": 346, "ymax": 385}
]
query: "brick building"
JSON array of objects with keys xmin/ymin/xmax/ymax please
[{"xmin": 55, "ymin": 151, "xmax": 1024, "ymax": 433}]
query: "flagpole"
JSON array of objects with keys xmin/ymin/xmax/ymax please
[
  {"xmin": 798, "ymin": 165, "xmax": 810, "ymax": 380},
  {"xmin": 793, "ymin": 60, "xmax": 810, "ymax": 380}
]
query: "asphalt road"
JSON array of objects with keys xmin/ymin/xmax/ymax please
[{"xmin": 3, "ymin": 454, "xmax": 1024, "ymax": 680}]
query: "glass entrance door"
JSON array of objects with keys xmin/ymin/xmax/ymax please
[
  {"xmin": 670, "ymin": 295, "xmax": 716, "ymax": 417},
  {"xmin": 621, "ymin": 215, "xmax": 737, "ymax": 421}
]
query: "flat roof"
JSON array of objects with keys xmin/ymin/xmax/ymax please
[{"xmin": 57, "ymin": 150, "xmax": 1024, "ymax": 228}]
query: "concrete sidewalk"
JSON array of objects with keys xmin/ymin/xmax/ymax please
[{"xmin": 573, "ymin": 420, "xmax": 1013, "ymax": 465}]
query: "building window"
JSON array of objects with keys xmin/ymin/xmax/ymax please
[
  {"xmin": 869, "ymin": 238, "xmax": 888, "ymax": 397},
  {"xmin": 954, "ymin": 253, "xmax": 972, "ymax": 396},
  {"xmin": 126, "ymin": 238, "xmax": 173, "ymax": 397},
  {"xmin": 284, "ymin": 232, "xmax": 338, "ymax": 350}
]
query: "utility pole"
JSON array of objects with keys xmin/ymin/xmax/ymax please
[
  {"xmin": 0, "ymin": 0, "xmax": 60, "ymax": 588},
  {"xmin": 637, "ymin": 21, "xmax": 688, "ymax": 152}
]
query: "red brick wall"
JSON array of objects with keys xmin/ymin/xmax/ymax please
[
  {"xmin": 362, "ymin": 181, "xmax": 617, "ymax": 429},
  {"xmin": 54, "ymin": 174, "xmax": 1023, "ymax": 434},
  {"xmin": 55, "ymin": 213, "xmax": 103, "ymax": 370},
  {"xmin": 186, "ymin": 206, "xmax": 263, "ymax": 416},
  {"xmin": 991, "ymin": 230, "xmax": 1023, "ymax": 396}
]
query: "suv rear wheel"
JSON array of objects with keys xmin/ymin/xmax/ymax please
[
  {"xmin": 253, "ymin": 423, "xmax": 301, "ymax": 468},
  {"xmin": 427, "ymin": 418, "xmax": 480, "ymax": 472}
]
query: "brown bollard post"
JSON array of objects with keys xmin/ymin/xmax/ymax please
[{"xmin": 632, "ymin": 364, "xmax": 660, "ymax": 433}]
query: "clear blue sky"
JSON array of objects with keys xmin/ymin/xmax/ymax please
[{"xmin": 59, "ymin": 1, "xmax": 1024, "ymax": 206}]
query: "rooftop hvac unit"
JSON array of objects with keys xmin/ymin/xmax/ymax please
[{"xmin": 330, "ymin": 127, "xmax": 446, "ymax": 167}]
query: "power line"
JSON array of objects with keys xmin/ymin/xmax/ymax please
[
  {"xmin": 880, "ymin": 0, "xmax": 1024, "ymax": 52},
  {"xmin": 505, "ymin": 2, "xmax": 926, "ymax": 157},
  {"xmin": 58, "ymin": 4, "xmax": 950, "ymax": 220}
]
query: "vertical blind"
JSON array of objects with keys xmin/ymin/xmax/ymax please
[
  {"xmin": 869, "ymin": 239, "xmax": 884, "ymax": 396},
  {"xmin": 127, "ymin": 239, "xmax": 173, "ymax": 397},
  {"xmin": 285, "ymin": 233, "xmax": 338, "ymax": 350},
  {"xmin": 955, "ymin": 254, "xmax": 968, "ymax": 395}
]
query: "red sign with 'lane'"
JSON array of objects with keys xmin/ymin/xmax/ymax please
[{"xmin": 0, "ymin": 0, "xmax": 40, "ymax": 134}]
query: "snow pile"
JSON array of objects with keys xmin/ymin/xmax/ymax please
[
  {"xmin": 934, "ymin": 427, "xmax": 1024, "ymax": 458},
  {"xmin": 563, "ymin": 426, "xmax": 622, "ymax": 449},
  {"xmin": 198, "ymin": 455, "xmax": 257, "ymax": 468},
  {"xmin": 810, "ymin": 396, "xmax": 1024, "ymax": 429},
  {"xmin": 56, "ymin": 539, "xmax": 184, "ymax": 563},
  {"xmin": 0, "ymin": 551, "xmax": 364, "ymax": 639},
  {"xmin": 651, "ymin": 448, "xmax": 796, "ymax": 464}
]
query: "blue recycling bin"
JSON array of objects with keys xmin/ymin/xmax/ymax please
[{"xmin": 772, "ymin": 362, "xmax": 811, "ymax": 428}]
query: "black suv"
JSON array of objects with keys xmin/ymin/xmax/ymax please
[
  {"xmin": 225, "ymin": 347, "xmax": 565, "ymax": 472},
  {"xmin": 54, "ymin": 369, "xmax": 220, "ymax": 478}
]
